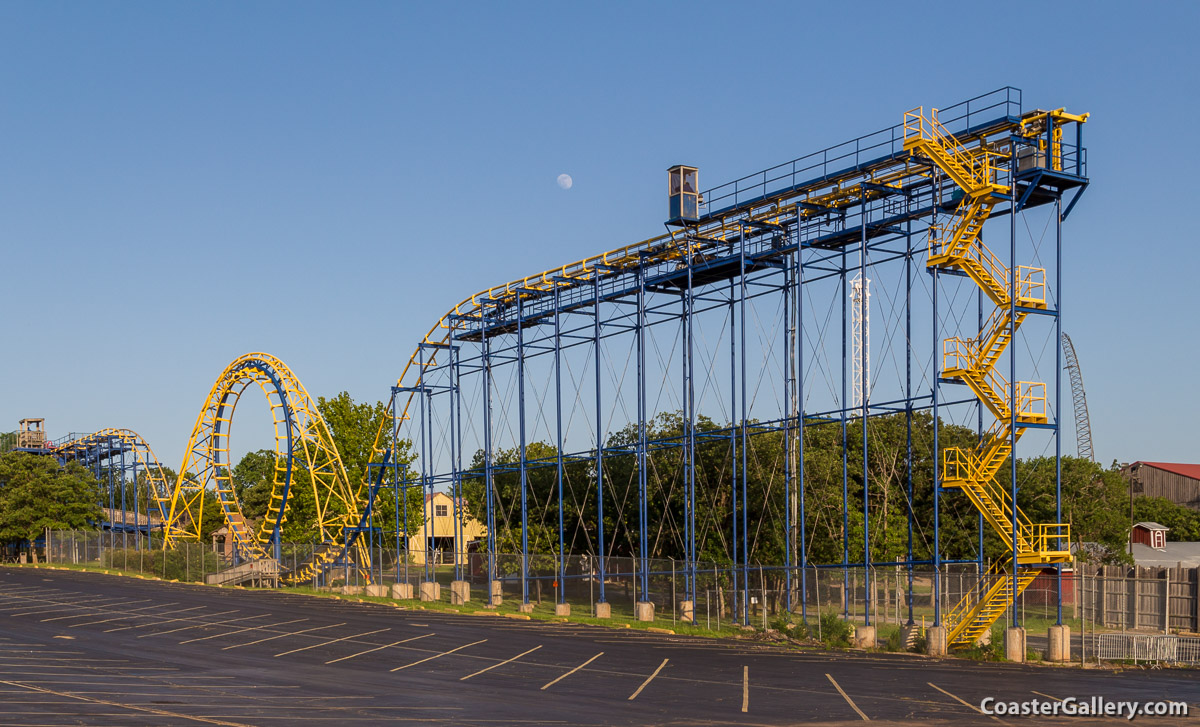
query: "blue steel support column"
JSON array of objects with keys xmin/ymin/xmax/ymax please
[
  {"xmin": 390, "ymin": 395, "xmax": 401, "ymax": 583},
  {"xmin": 860, "ymin": 192, "xmax": 870, "ymax": 627},
  {"xmin": 799, "ymin": 237, "xmax": 809, "ymax": 624},
  {"xmin": 1055, "ymin": 194, "xmax": 1064, "ymax": 626},
  {"xmin": 729, "ymin": 274, "xmax": 739, "ymax": 622},
  {"xmin": 738, "ymin": 226, "xmax": 749, "ymax": 626},
  {"xmin": 1010, "ymin": 153, "xmax": 1020, "ymax": 628},
  {"xmin": 452, "ymin": 343, "xmax": 464, "ymax": 583},
  {"xmin": 132, "ymin": 458, "xmax": 141, "ymax": 550},
  {"xmin": 119, "ymin": 444, "xmax": 128, "ymax": 549},
  {"xmin": 841, "ymin": 247, "xmax": 849, "ymax": 620},
  {"xmin": 685, "ymin": 239, "xmax": 697, "ymax": 614},
  {"xmin": 978, "ymin": 287, "xmax": 985, "ymax": 574},
  {"xmin": 482, "ymin": 304, "xmax": 497, "ymax": 602},
  {"xmin": 905, "ymin": 219, "xmax": 914, "ymax": 624},
  {"xmin": 554, "ymin": 283, "xmax": 566, "ymax": 604},
  {"xmin": 107, "ymin": 451, "xmax": 116, "ymax": 552},
  {"xmin": 932, "ymin": 262, "xmax": 942, "ymax": 627},
  {"xmin": 637, "ymin": 258, "xmax": 649, "ymax": 604},
  {"xmin": 783, "ymin": 234, "xmax": 794, "ymax": 614},
  {"xmin": 594, "ymin": 274, "xmax": 607, "ymax": 606},
  {"xmin": 518, "ymin": 292, "xmax": 530, "ymax": 606},
  {"xmin": 418, "ymin": 346, "xmax": 432, "ymax": 584}
]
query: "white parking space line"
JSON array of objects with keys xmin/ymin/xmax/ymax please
[
  {"xmin": 100, "ymin": 606, "xmax": 209, "ymax": 631},
  {"xmin": 540, "ymin": 652, "xmax": 603, "ymax": 690},
  {"xmin": 742, "ymin": 665, "xmax": 749, "ymax": 713},
  {"xmin": 928, "ymin": 682, "xmax": 1004, "ymax": 724},
  {"xmin": 0, "ymin": 678, "xmax": 259, "ymax": 727},
  {"xmin": 222, "ymin": 622, "xmax": 346, "ymax": 651},
  {"xmin": 11, "ymin": 598, "xmax": 142, "ymax": 618},
  {"xmin": 43, "ymin": 601, "xmax": 169, "ymax": 623},
  {"xmin": 827, "ymin": 673, "xmax": 869, "ymax": 721},
  {"xmin": 324, "ymin": 633, "xmax": 433, "ymax": 665},
  {"xmin": 274, "ymin": 628, "xmax": 390, "ymax": 658},
  {"xmin": 459, "ymin": 645, "xmax": 542, "ymax": 682},
  {"xmin": 390, "ymin": 639, "xmax": 487, "ymax": 672},
  {"xmin": 180, "ymin": 619, "xmax": 308, "ymax": 645},
  {"xmin": 139, "ymin": 613, "xmax": 264, "ymax": 638},
  {"xmin": 628, "ymin": 658, "xmax": 669, "ymax": 701}
]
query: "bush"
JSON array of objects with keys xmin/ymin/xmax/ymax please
[{"xmin": 794, "ymin": 610, "xmax": 854, "ymax": 648}]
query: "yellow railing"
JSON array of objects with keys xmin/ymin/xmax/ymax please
[
  {"xmin": 1017, "ymin": 266, "xmax": 1046, "ymax": 306},
  {"xmin": 1016, "ymin": 381, "xmax": 1047, "ymax": 419},
  {"xmin": 961, "ymin": 236, "xmax": 1010, "ymax": 294},
  {"xmin": 945, "ymin": 559, "xmax": 1010, "ymax": 627},
  {"xmin": 942, "ymin": 337, "xmax": 971, "ymax": 371},
  {"xmin": 1026, "ymin": 522, "xmax": 1071, "ymax": 554},
  {"xmin": 943, "ymin": 447, "xmax": 974, "ymax": 481}
]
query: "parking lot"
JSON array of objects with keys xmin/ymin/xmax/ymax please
[{"xmin": 0, "ymin": 567, "xmax": 1197, "ymax": 725}]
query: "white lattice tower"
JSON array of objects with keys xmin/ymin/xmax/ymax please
[{"xmin": 851, "ymin": 275, "xmax": 870, "ymax": 411}]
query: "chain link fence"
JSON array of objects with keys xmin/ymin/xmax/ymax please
[{"xmin": 33, "ymin": 530, "xmax": 1200, "ymax": 664}]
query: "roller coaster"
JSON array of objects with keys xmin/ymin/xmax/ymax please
[
  {"xmin": 44, "ymin": 354, "xmax": 374, "ymax": 585},
  {"xmin": 33, "ymin": 86, "xmax": 1089, "ymax": 649}
]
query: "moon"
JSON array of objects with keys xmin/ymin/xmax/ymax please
[{"xmin": 556, "ymin": 173, "xmax": 573, "ymax": 190}]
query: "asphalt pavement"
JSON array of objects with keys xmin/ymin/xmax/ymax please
[{"xmin": 0, "ymin": 566, "xmax": 1197, "ymax": 726}]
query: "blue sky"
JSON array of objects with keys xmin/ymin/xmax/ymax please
[{"xmin": 0, "ymin": 2, "xmax": 1196, "ymax": 468}]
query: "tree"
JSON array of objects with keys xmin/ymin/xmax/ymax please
[
  {"xmin": 225, "ymin": 392, "xmax": 419, "ymax": 543},
  {"xmin": 1132, "ymin": 497, "xmax": 1200, "ymax": 543},
  {"xmin": 0, "ymin": 452, "xmax": 103, "ymax": 542},
  {"xmin": 232, "ymin": 450, "xmax": 275, "ymax": 523}
]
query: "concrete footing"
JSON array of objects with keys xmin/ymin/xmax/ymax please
[
  {"xmin": 488, "ymin": 580, "xmax": 503, "ymax": 606},
  {"xmin": 679, "ymin": 600, "xmax": 694, "ymax": 622},
  {"xmin": 391, "ymin": 582, "xmax": 413, "ymax": 599},
  {"xmin": 518, "ymin": 602, "xmax": 535, "ymax": 614},
  {"xmin": 635, "ymin": 601, "xmax": 655, "ymax": 622},
  {"xmin": 1047, "ymin": 624, "xmax": 1070, "ymax": 662},
  {"xmin": 899, "ymin": 623, "xmax": 919, "ymax": 650},
  {"xmin": 419, "ymin": 581, "xmax": 441, "ymax": 602},
  {"xmin": 554, "ymin": 602, "xmax": 571, "ymax": 617},
  {"xmin": 341, "ymin": 585, "xmax": 363, "ymax": 596},
  {"xmin": 450, "ymin": 581, "xmax": 470, "ymax": 605},
  {"xmin": 854, "ymin": 625, "xmax": 877, "ymax": 649},
  {"xmin": 926, "ymin": 625, "xmax": 947, "ymax": 656},
  {"xmin": 365, "ymin": 584, "xmax": 388, "ymax": 598},
  {"xmin": 594, "ymin": 602, "xmax": 611, "ymax": 619},
  {"xmin": 1005, "ymin": 626, "xmax": 1027, "ymax": 663}
]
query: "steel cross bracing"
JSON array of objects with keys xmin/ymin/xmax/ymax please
[
  {"xmin": 371, "ymin": 87, "xmax": 1089, "ymax": 636},
  {"xmin": 53, "ymin": 429, "xmax": 174, "ymax": 542}
]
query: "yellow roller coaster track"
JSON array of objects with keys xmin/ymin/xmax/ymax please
[{"xmin": 160, "ymin": 353, "xmax": 365, "ymax": 585}]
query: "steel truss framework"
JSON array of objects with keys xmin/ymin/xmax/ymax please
[
  {"xmin": 53, "ymin": 354, "xmax": 370, "ymax": 585},
  {"xmin": 374, "ymin": 87, "xmax": 1090, "ymax": 642},
  {"xmin": 163, "ymin": 353, "xmax": 364, "ymax": 584},
  {"xmin": 52, "ymin": 428, "xmax": 174, "ymax": 538}
]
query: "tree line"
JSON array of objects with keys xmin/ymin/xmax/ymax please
[{"xmin": 3, "ymin": 395, "xmax": 1196, "ymax": 570}]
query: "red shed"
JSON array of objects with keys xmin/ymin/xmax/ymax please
[{"xmin": 1132, "ymin": 522, "xmax": 1169, "ymax": 550}]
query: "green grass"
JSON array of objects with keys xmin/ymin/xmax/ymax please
[{"xmin": 8, "ymin": 561, "xmax": 1103, "ymax": 664}]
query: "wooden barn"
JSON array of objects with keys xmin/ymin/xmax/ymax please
[{"xmin": 1123, "ymin": 461, "xmax": 1200, "ymax": 510}]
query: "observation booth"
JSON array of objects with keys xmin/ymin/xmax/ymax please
[
  {"xmin": 16, "ymin": 418, "xmax": 47, "ymax": 450},
  {"xmin": 667, "ymin": 165, "xmax": 699, "ymax": 224}
]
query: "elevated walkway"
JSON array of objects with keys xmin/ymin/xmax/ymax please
[{"xmin": 205, "ymin": 558, "xmax": 281, "ymax": 587}]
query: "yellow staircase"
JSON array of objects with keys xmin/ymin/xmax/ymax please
[
  {"xmin": 945, "ymin": 561, "xmax": 1040, "ymax": 646},
  {"xmin": 905, "ymin": 107, "xmax": 1070, "ymax": 648}
]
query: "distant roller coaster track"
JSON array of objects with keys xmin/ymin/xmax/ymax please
[{"xmin": 55, "ymin": 354, "xmax": 368, "ymax": 585}]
